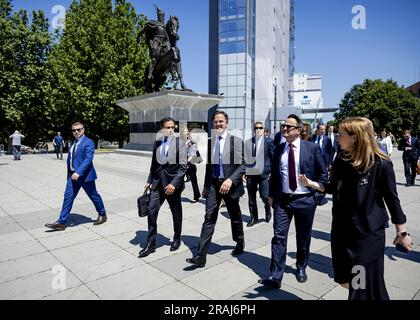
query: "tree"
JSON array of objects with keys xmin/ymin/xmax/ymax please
[
  {"xmin": 48, "ymin": 0, "xmax": 149, "ymax": 147},
  {"xmin": 0, "ymin": 0, "xmax": 53, "ymax": 148},
  {"xmin": 334, "ymin": 79, "xmax": 420, "ymax": 136}
]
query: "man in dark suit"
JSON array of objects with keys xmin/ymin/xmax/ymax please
[
  {"xmin": 398, "ymin": 129, "xmax": 419, "ymax": 186},
  {"xmin": 138, "ymin": 117, "xmax": 188, "ymax": 257},
  {"xmin": 310, "ymin": 123, "xmax": 334, "ymax": 169},
  {"xmin": 45, "ymin": 121, "xmax": 107, "ymax": 231},
  {"xmin": 186, "ymin": 110, "xmax": 246, "ymax": 267},
  {"xmin": 327, "ymin": 125, "xmax": 339, "ymax": 160},
  {"xmin": 258, "ymin": 114, "xmax": 328, "ymax": 288},
  {"xmin": 244, "ymin": 121, "xmax": 274, "ymax": 226}
]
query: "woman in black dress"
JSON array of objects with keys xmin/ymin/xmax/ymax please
[{"xmin": 299, "ymin": 117, "xmax": 413, "ymax": 300}]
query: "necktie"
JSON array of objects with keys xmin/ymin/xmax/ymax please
[
  {"xmin": 288, "ymin": 143, "xmax": 297, "ymax": 192},
  {"xmin": 214, "ymin": 136, "xmax": 222, "ymax": 178},
  {"xmin": 71, "ymin": 139, "xmax": 78, "ymax": 170},
  {"xmin": 161, "ymin": 137, "xmax": 168, "ymax": 158}
]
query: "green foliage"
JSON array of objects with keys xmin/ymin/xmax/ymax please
[
  {"xmin": 334, "ymin": 79, "xmax": 420, "ymax": 136},
  {"xmin": 1, "ymin": 0, "xmax": 149, "ymax": 148},
  {"xmin": 0, "ymin": 0, "xmax": 53, "ymax": 147},
  {"xmin": 48, "ymin": 0, "xmax": 149, "ymax": 145}
]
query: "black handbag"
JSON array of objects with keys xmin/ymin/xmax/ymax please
[{"xmin": 137, "ymin": 188, "xmax": 151, "ymax": 217}]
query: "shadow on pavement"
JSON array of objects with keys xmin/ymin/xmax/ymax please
[
  {"xmin": 68, "ymin": 213, "xmax": 94, "ymax": 226},
  {"xmin": 130, "ymin": 230, "xmax": 171, "ymax": 250},
  {"xmin": 384, "ymin": 246, "xmax": 420, "ymax": 263}
]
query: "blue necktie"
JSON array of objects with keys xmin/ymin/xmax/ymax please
[
  {"xmin": 214, "ymin": 136, "xmax": 222, "ymax": 178},
  {"xmin": 161, "ymin": 137, "xmax": 168, "ymax": 158}
]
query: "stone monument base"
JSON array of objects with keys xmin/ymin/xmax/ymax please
[{"xmin": 116, "ymin": 90, "xmax": 223, "ymax": 152}]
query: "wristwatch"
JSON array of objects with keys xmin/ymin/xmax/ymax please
[{"xmin": 397, "ymin": 231, "xmax": 409, "ymax": 237}]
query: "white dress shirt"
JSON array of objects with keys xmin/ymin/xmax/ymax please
[
  {"xmin": 69, "ymin": 135, "xmax": 84, "ymax": 171},
  {"xmin": 280, "ymin": 137, "xmax": 311, "ymax": 194}
]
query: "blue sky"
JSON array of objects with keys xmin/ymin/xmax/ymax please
[{"xmin": 11, "ymin": 0, "xmax": 420, "ymax": 108}]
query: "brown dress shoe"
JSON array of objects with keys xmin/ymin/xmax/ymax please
[
  {"xmin": 45, "ymin": 221, "xmax": 66, "ymax": 231},
  {"xmin": 93, "ymin": 215, "xmax": 107, "ymax": 226}
]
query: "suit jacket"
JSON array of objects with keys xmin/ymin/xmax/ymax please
[
  {"xmin": 67, "ymin": 135, "xmax": 97, "ymax": 182},
  {"xmin": 270, "ymin": 139, "xmax": 328, "ymax": 205},
  {"xmin": 328, "ymin": 133, "xmax": 339, "ymax": 154},
  {"xmin": 310, "ymin": 134, "xmax": 334, "ymax": 167},
  {"xmin": 325, "ymin": 156, "xmax": 406, "ymax": 237},
  {"xmin": 204, "ymin": 133, "xmax": 246, "ymax": 199},
  {"xmin": 398, "ymin": 136, "xmax": 419, "ymax": 161},
  {"xmin": 244, "ymin": 136, "xmax": 273, "ymax": 178},
  {"xmin": 147, "ymin": 137, "xmax": 188, "ymax": 191}
]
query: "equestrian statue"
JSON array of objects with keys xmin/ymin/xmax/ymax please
[{"xmin": 137, "ymin": 5, "xmax": 190, "ymax": 93}]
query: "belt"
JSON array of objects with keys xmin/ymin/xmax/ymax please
[{"xmin": 281, "ymin": 192, "xmax": 312, "ymax": 200}]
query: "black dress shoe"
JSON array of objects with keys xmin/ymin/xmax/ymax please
[
  {"xmin": 265, "ymin": 211, "xmax": 272, "ymax": 223},
  {"xmin": 170, "ymin": 240, "xmax": 181, "ymax": 251},
  {"xmin": 232, "ymin": 240, "xmax": 245, "ymax": 256},
  {"xmin": 45, "ymin": 221, "xmax": 66, "ymax": 231},
  {"xmin": 186, "ymin": 256, "xmax": 206, "ymax": 267},
  {"xmin": 246, "ymin": 217, "xmax": 257, "ymax": 227},
  {"xmin": 93, "ymin": 215, "xmax": 107, "ymax": 225},
  {"xmin": 258, "ymin": 277, "xmax": 281, "ymax": 289},
  {"xmin": 296, "ymin": 267, "xmax": 308, "ymax": 283},
  {"xmin": 138, "ymin": 244, "xmax": 156, "ymax": 258}
]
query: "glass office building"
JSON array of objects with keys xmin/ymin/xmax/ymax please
[{"xmin": 209, "ymin": 0, "xmax": 291, "ymax": 138}]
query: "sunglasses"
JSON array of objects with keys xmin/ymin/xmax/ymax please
[
  {"xmin": 72, "ymin": 128, "xmax": 84, "ymax": 132},
  {"xmin": 282, "ymin": 124, "xmax": 299, "ymax": 130},
  {"xmin": 254, "ymin": 127, "xmax": 264, "ymax": 130}
]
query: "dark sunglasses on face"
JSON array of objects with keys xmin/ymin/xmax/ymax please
[
  {"xmin": 72, "ymin": 128, "xmax": 84, "ymax": 132},
  {"xmin": 164, "ymin": 126, "xmax": 175, "ymax": 129},
  {"xmin": 254, "ymin": 127, "xmax": 264, "ymax": 130},
  {"xmin": 282, "ymin": 124, "xmax": 299, "ymax": 130}
]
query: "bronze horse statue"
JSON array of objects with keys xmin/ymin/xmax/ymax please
[{"xmin": 139, "ymin": 14, "xmax": 189, "ymax": 93}]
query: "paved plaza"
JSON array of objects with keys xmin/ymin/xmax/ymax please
[{"xmin": 0, "ymin": 150, "xmax": 419, "ymax": 300}]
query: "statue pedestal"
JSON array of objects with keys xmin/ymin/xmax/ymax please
[{"xmin": 116, "ymin": 90, "xmax": 223, "ymax": 152}]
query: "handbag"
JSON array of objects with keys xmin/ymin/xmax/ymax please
[{"xmin": 137, "ymin": 187, "xmax": 151, "ymax": 217}]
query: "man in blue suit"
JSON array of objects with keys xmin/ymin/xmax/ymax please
[
  {"xmin": 45, "ymin": 121, "xmax": 107, "ymax": 231},
  {"xmin": 258, "ymin": 114, "xmax": 328, "ymax": 288}
]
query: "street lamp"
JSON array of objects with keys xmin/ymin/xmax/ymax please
[{"xmin": 274, "ymin": 76, "xmax": 277, "ymax": 134}]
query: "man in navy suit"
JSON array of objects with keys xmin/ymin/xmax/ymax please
[
  {"xmin": 138, "ymin": 117, "xmax": 188, "ymax": 257},
  {"xmin": 258, "ymin": 114, "xmax": 328, "ymax": 288},
  {"xmin": 186, "ymin": 110, "xmax": 246, "ymax": 268},
  {"xmin": 244, "ymin": 121, "xmax": 274, "ymax": 226},
  {"xmin": 45, "ymin": 121, "xmax": 106, "ymax": 231},
  {"xmin": 310, "ymin": 124, "xmax": 334, "ymax": 169},
  {"xmin": 398, "ymin": 129, "xmax": 420, "ymax": 186}
]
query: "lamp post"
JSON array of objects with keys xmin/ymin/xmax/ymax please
[{"xmin": 274, "ymin": 77, "xmax": 277, "ymax": 134}]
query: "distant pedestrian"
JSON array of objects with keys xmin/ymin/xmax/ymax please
[
  {"xmin": 398, "ymin": 129, "xmax": 420, "ymax": 186},
  {"xmin": 53, "ymin": 131, "xmax": 65, "ymax": 159},
  {"xmin": 9, "ymin": 130, "xmax": 25, "ymax": 160},
  {"xmin": 181, "ymin": 127, "xmax": 201, "ymax": 203},
  {"xmin": 377, "ymin": 129, "xmax": 393, "ymax": 157},
  {"xmin": 244, "ymin": 121, "xmax": 274, "ymax": 226}
]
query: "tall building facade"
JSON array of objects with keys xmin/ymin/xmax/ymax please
[
  {"xmin": 288, "ymin": 73, "xmax": 324, "ymax": 124},
  {"xmin": 209, "ymin": 0, "xmax": 291, "ymax": 138}
]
